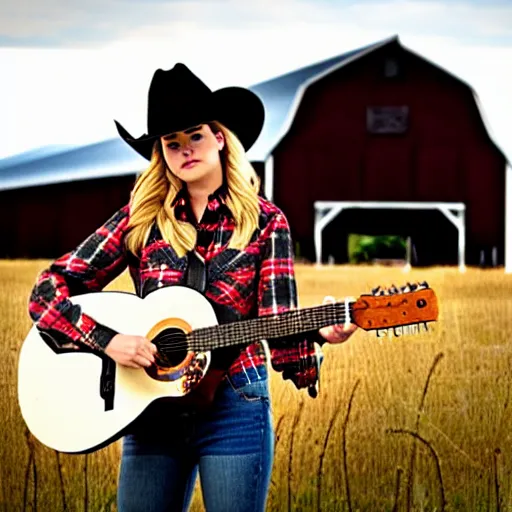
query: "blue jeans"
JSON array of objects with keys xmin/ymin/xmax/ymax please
[{"xmin": 117, "ymin": 372, "xmax": 274, "ymax": 512}]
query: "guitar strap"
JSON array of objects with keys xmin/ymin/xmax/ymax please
[
  {"xmin": 99, "ymin": 354, "xmax": 116, "ymax": 411},
  {"xmin": 185, "ymin": 250, "xmax": 207, "ymax": 293}
]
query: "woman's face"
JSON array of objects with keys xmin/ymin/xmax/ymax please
[{"xmin": 160, "ymin": 124, "xmax": 225, "ymax": 186}]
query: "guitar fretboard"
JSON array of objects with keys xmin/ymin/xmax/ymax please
[{"xmin": 187, "ymin": 302, "xmax": 353, "ymax": 351}]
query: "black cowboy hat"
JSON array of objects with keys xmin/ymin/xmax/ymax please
[{"xmin": 114, "ymin": 63, "xmax": 265, "ymax": 160}]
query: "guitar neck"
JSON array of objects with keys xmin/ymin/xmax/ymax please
[{"xmin": 187, "ymin": 301, "xmax": 353, "ymax": 351}]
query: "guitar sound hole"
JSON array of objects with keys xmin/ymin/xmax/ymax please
[{"xmin": 152, "ymin": 328, "xmax": 188, "ymax": 367}]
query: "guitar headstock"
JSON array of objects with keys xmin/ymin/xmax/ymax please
[{"xmin": 352, "ymin": 282, "xmax": 438, "ymax": 337}]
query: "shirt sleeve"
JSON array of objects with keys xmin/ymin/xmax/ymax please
[
  {"xmin": 257, "ymin": 210, "xmax": 324, "ymax": 397},
  {"xmin": 28, "ymin": 205, "xmax": 131, "ymax": 352}
]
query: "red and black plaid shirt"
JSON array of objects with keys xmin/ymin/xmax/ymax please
[{"xmin": 29, "ymin": 187, "xmax": 324, "ymax": 394}]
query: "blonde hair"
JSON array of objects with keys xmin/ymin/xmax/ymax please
[{"xmin": 125, "ymin": 121, "xmax": 261, "ymax": 258}]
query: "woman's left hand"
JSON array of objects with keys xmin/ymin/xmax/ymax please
[{"xmin": 318, "ymin": 296, "xmax": 358, "ymax": 344}]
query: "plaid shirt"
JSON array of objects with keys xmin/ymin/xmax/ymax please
[{"xmin": 29, "ymin": 187, "xmax": 324, "ymax": 394}]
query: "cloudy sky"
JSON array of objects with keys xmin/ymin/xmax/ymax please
[{"xmin": 0, "ymin": 0, "xmax": 511, "ymax": 160}]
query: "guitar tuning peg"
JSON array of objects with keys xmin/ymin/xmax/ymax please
[
  {"xmin": 389, "ymin": 284, "xmax": 399, "ymax": 295},
  {"xmin": 400, "ymin": 285, "xmax": 410, "ymax": 293},
  {"xmin": 372, "ymin": 286, "xmax": 381, "ymax": 296},
  {"xmin": 419, "ymin": 281, "xmax": 429, "ymax": 289},
  {"xmin": 376, "ymin": 328, "xmax": 388, "ymax": 338},
  {"xmin": 406, "ymin": 282, "xmax": 418, "ymax": 291}
]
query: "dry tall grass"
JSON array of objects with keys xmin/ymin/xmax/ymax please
[{"xmin": 1, "ymin": 260, "xmax": 512, "ymax": 511}]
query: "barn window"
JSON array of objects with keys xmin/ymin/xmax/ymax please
[
  {"xmin": 384, "ymin": 58, "xmax": 400, "ymax": 78},
  {"xmin": 366, "ymin": 106, "xmax": 409, "ymax": 134}
]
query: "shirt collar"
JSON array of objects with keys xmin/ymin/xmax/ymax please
[{"xmin": 172, "ymin": 184, "xmax": 230, "ymax": 223}]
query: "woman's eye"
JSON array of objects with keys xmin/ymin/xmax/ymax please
[
  {"xmin": 167, "ymin": 142, "xmax": 180, "ymax": 150},
  {"xmin": 191, "ymin": 133, "xmax": 203, "ymax": 142}
]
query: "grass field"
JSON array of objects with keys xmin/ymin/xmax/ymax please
[{"xmin": 1, "ymin": 260, "xmax": 512, "ymax": 512}]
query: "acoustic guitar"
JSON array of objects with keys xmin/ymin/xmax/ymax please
[{"xmin": 18, "ymin": 282, "xmax": 438, "ymax": 454}]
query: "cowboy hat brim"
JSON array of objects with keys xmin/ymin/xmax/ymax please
[{"xmin": 114, "ymin": 86, "xmax": 264, "ymax": 161}]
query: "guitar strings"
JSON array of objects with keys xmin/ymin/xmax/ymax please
[
  {"xmin": 157, "ymin": 302, "xmax": 352, "ymax": 352},
  {"xmin": 146, "ymin": 302, "xmax": 354, "ymax": 352},
  {"xmin": 152, "ymin": 312, "xmax": 350, "ymax": 353},
  {"xmin": 155, "ymin": 314, "xmax": 350, "ymax": 344},
  {"xmin": 155, "ymin": 313, "xmax": 349, "ymax": 344}
]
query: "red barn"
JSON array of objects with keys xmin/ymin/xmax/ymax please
[
  {"xmin": 250, "ymin": 36, "xmax": 508, "ymax": 266},
  {"xmin": 0, "ymin": 35, "xmax": 510, "ymax": 269}
]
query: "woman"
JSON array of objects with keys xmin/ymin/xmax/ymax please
[{"xmin": 28, "ymin": 63, "xmax": 357, "ymax": 512}]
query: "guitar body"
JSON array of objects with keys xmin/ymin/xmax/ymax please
[{"xmin": 18, "ymin": 286, "xmax": 226, "ymax": 454}]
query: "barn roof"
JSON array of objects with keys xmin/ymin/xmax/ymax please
[
  {"xmin": 247, "ymin": 36, "xmax": 396, "ymax": 161},
  {"xmin": 253, "ymin": 36, "xmax": 508, "ymax": 165},
  {"xmin": 0, "ymin": 138, "xmax": 147, "ymax": 192},
  {"xmin": 0, "ymin": 34, "xmax": 507, "ymax": 192},
  {"xmin": 0, "ymin": 36, "xmax": 395, "ymax": 192}
]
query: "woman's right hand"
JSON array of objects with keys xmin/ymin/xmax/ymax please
[{"xmin": 104, "ymin": 334, "xmax": 157, "ymax": 368}]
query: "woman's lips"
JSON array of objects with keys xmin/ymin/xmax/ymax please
[{"xmin": 182, "ymin": 160, "xmax": 199, "ymax": 169}]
